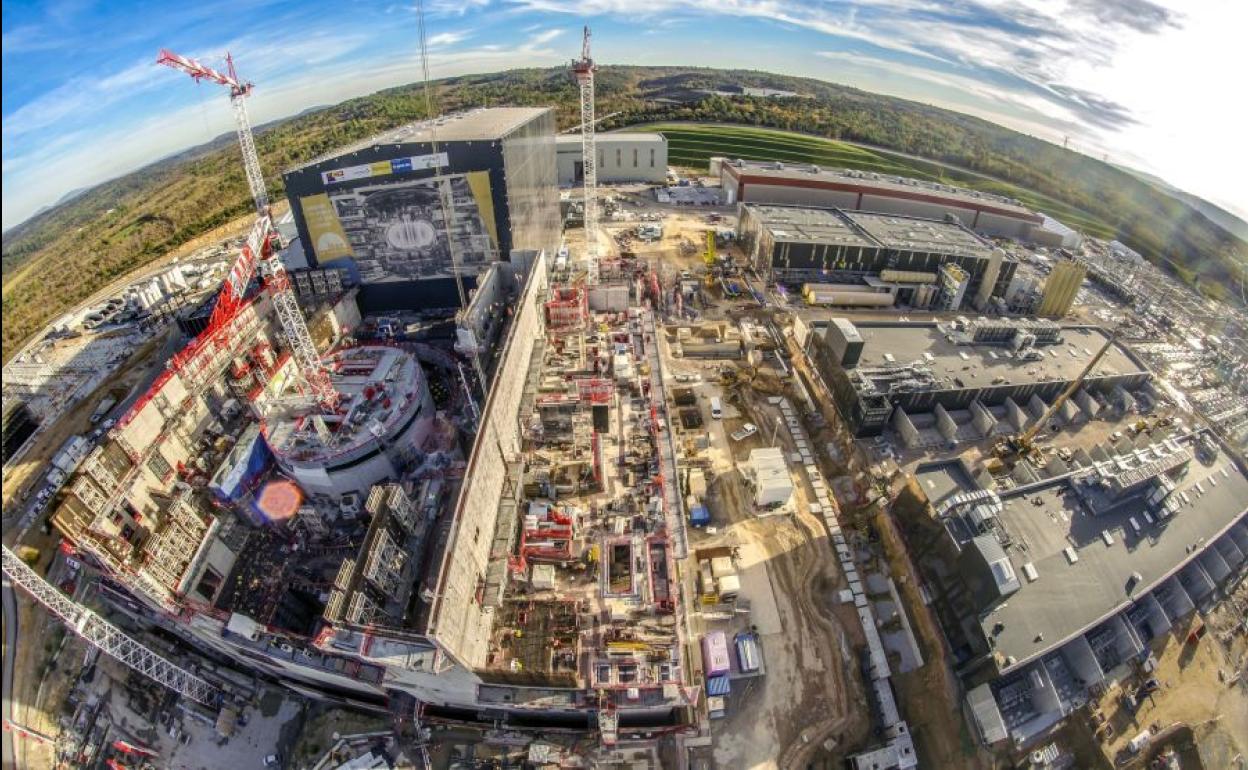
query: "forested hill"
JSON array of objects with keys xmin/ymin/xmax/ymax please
[{"xmin": 4, "ymin": 65, "xmax": 1245, "ymax": 358}]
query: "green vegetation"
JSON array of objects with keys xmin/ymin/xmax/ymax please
[{"xmin": 3, "ymin": 65, "xmax": 1244, "ymax": 360}]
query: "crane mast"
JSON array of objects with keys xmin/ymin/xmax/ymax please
[
  {"xmin": 157, "ymin": 49, "xmax": 337, "ymax": 409},
  {"xmin": 156, "ymin": 50, "xmax": 267, "ymax": 213},
  {"xmin": 2, "ymin": 546, "xmax": 222, "ymax": 706},
  {"xmin": 999, "ymin": 327, "xmax": 1121, "ymax": 457},
  {"xmin": 571, "ymin": 27, "xmax": 599, "ymax": 286}
]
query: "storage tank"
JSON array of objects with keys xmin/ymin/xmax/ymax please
[
  {"xmin": 804, "ymin": 287, "xmax": 895, "ymax": 307},
  {"xmin": 913, "ymin": 283, "xmax": 936, "ymax": 309}
]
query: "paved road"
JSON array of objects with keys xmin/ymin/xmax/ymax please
[{"xmin": 2, "ymin": 578, "xmax": 18, "ymax": 770}]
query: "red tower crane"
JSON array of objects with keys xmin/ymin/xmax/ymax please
[{"xmin": 156, "ymin": 49, "xmax": 337, "ymax": 409}]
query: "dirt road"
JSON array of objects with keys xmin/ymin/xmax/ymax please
[{"xmin": 700, "ymin": 394, "xmax": 867, "ymax": 769}]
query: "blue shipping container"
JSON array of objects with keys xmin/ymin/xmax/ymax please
[
  {"xmin": 690, "ymin": 504, "xmax": 710, "ymax": 526},
  {"xmin": 706, "ymin": 674, "xmax": 731, "ymax": 696},
  {"xmin": 735, "ymin": 633, "xmax": 761, "ymax": 673}
]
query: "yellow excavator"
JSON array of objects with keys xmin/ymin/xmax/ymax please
[
  {"xmin": 994, "ymin": 327, "xmax": 1120, "ymax": 463},
  {"xmin": 704, "ymin": 229, "xmax": 717, "ymax": 268}
]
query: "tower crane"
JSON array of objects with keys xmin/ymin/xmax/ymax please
[
  {"xmin": 156, "ymin": 49, "xmax": 337, "ymax": 410},
  {"xmin": 1, "ymin": 545, "xmax": 222, "ymax": 706},
  {"xmin": 571, "ymin": 26, "xmax": 599, "ymax": 286},
  {"xmin": 995, "ymin": 327, "xmax": 1121, "ymax": 461}
]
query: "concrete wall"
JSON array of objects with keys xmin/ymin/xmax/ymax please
[
  {"xmin": 588, "ymin": 284, "xmax": 630, "ymax": 312},
  {"xmin": 934, "ymin": 404, "xmax": 958, "ymax": 442},
  {"xmin": 970, "ymin": 401, "xmax": 997, "ymax": 436},
  {"xmin": 892, "ymin": 408, "xmax": 920, "ymax": 449},
  {"xmin": 430, "ymin": 250, "xmax": 547, "ymax": 669},
  {"xmin": 557, "ymin": 134, "xmax": 667, "ymax": 185}
]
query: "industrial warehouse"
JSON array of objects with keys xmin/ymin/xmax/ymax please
[
  {"xmin": 281, "ymin": 107, "xmax": 560, "ymax": 312},
  {"xmin": 714, "ymin": 157, "xmax": 1043, "ymax": 238},
  {"xmin": 906, "ymin": 430, "xmax": 1248, "ymax": 751},
  {"xmin": 805, "ymin": 317, "xmax": 1150, "ymax": 437},
  {"xmin": 737, "ymin": 203, "xmax": 1016, "ymax": 308},
  {"xmin": 556, "ymin": 131, "xmax": 668, "ymax": 185}
]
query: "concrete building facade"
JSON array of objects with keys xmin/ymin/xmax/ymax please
[
  {"xmin": 282, "ymin": 108, "xmax": 560, "ymax": 313},
  {"xmin": 557, "ymin": 132, "xmax": 667, "ymax": 185},
  {"xmin": 739, "ymin": 204, "xmax": 1017, "ymax": 307}
]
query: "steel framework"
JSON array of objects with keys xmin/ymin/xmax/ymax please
[
  {"xmin": 1, "ymin": 546, "xmax": 221, "ymax": 706},
  {"xmin": 156, "ymin": 50, "xmax": 267, "ymax": 213},
  {"xmin": 157, "ymin": 48, "xmax": 337, "ymax": 409},
  {"xmin": 571, "ymin": 27, "xmax": 599, "ymax": 286}
]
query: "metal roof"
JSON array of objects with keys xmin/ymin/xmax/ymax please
[
  {"xmin": 980, "ymin": 437, "xmax": 1248, "ymax": 670},
  {"xmin": 287, "ymin": 107, "xmax": 550, "ymax": 173},
  {"xmin": 722, "ymin": 158, "xmax": 1036, "ymax": 217}
]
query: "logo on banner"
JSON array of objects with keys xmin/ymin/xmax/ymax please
[{"xmin": 320, "ymin": 152, "xmax": 448, "ymax": 185}]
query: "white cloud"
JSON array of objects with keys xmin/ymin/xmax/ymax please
[
  {"xmin": 3, "ymin": 59, "xmax": 166, "ymax": 140},
  {"xmin": 427, "ymin": 30, "xmax": 471, "ymax": 48},
  {"xmin": 526, "ymin": 28, "xmax": 564, "ymax": 47},
  {"xmin": 426, "ymin": 0, "xmax": 491, "ymax": 16},
  {"xmin": 1, "ymin": 24, "xmax": 61, "ymax": 55},
  {"xmin": 4, "ymin": 0, "xmax": 1246, "ymax": 226}
]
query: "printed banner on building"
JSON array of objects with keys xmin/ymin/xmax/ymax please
[
  {"xmin": 299, "ymin": 193, "xmax": 354, "ymax": 261},
  {"xmin": 321, "ymin": 174, "xmax": 494, "ymax": 284},
  {"xmin": 320, "ymin": 152, "xmax": 449, "ymax": 185}
]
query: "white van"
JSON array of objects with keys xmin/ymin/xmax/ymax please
[{"xmin": 710, "ymin": 397, "xmax": 723, "ymax": 420}]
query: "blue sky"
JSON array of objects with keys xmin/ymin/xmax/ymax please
[{"xmin": 3, "ymin": 0, "xmax": 1247, "ymax": 231}]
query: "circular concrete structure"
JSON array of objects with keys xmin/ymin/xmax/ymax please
[{"xmin": 264, "ymin": 345, "xmax": 436, "ymax": 498}]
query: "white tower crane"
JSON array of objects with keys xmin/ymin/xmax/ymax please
[
  {"xmin": 571, "ymin": 27, "xmax": 599, "ymax": 286},
  {"xmin": 156, "ymin": 49, "xmax": 338, "ymax": 410},
  {"xmin": 2, "ymin": 546, "xmax": 221, "ymax": 706}
]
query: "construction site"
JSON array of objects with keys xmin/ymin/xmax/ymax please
[{"xmin": 4, "ymin": 15, "xmax": 1248, "ymax": 770}]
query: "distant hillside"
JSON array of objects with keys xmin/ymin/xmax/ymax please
[
  {"xmin": 1115, "ymin": 165, "xmax": 1248, "ymax": 242},
  {"xmin": 4, "ymin": 65, "xmax": 1246, "ymax": 359}
]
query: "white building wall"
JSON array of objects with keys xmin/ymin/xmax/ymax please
[
  {"xmin": 430, "ymin": 251, "xmax": 547, "ymax": 669},
  {"xmin": 975, "ymin": 212, "xmax": 1033, "ymax": 239},
  {"xmin": 860, "ymin": 194, "xmax": 974, "ymax": 225},
  {"xmin": 557, "ymin": 135, "xmax": 667, "ymax": 186}
]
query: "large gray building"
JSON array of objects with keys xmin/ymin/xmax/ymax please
[
  {"xmin": 739, "ymin": 204, "xmax": 1016, "ymax": 307},
  {"xmin": 556, "ymin": 132, "xmax": 667, "ymax": 185},
  {"xmin": 907, "ymin": 431, "xmax": 1248, "ymax": 749},
  {"xmin": 716, "ymin": 158, "xmax": 1043, "ymax": 239},
  {"xmin": 282, "ymin": 108, "xmax": 559, "ymax": 312},
  {"xmin": 807, "ymin": 318, "xmax": 1149, "ymax": 436}
]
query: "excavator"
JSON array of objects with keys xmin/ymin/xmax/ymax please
[{"xmin": 993, "ymin": 327, "xmax": 1121, "ymax": 465}]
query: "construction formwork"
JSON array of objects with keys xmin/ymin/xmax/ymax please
[{"xmin": 545, "ymin": 286, "xmax": 588, "ymax": 330}]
